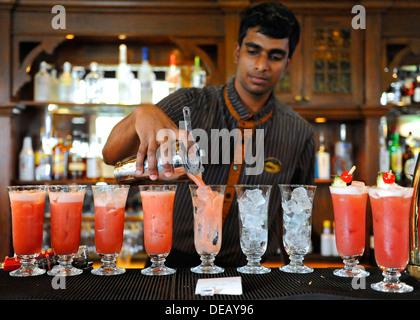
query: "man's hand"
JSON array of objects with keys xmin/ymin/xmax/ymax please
[{"xmin": 134, "ymin": 105, "xmax": 181, "ymax": 180}]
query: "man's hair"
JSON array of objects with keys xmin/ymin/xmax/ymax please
[{"xmin": 238, "ymin": 2, "xmax": 300, "ymax": 58}]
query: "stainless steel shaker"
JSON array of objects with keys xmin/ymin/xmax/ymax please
[{"xmin": 114, "ymin": 106, "xmax": 204, "ymax": 185}]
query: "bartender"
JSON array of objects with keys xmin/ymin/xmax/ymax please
[{"xmin": 103, "ymin": 2, "xmax": 315, "ymax": 268}]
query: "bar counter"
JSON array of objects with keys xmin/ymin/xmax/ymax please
[{"xmin": 1, "ymin": 267, "xmax": 419, "ymax": 301}]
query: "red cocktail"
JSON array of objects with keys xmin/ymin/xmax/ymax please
[
  {"xmin": 48, "ymin": 185, "xmax": 86, "ymax": 277},
  {"xmin": 8, "ymin": 185, "xmax": 47, "ymax": 277},
  {"xmin": 369, "ymin": 185, "xmax": 414, "ymax": 293},
  {"xmin": 91, "ymin": 184, "xmax": 130, "ymax": 276}
]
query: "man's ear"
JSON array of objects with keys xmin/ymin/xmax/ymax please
[
  {"xmin": 234, "ymin": 42, "xmax": 240, "ymax": 63},
  {"xmin": 284, "ymin": 57, "xmax": 291, "ymax": 71}
]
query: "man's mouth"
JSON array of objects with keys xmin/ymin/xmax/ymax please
[{"xmin": 250, "ymin": 75, "xmax": 268, "ymax": 85}]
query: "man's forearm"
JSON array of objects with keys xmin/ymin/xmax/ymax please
[{"xmin": 102, "ymin": 108, "xmax": 140, "ymax": 165}]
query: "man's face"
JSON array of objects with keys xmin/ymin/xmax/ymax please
[{"xmin": 234, "ymin": 27, "xmax": 291, "ymax": 98}]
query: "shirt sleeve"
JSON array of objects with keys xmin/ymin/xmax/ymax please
[{"xmin": 291, "ymin": 129, "xmax": 315, "ymax": 185}]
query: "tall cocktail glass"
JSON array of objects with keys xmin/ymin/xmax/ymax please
[
  {"xmin": 329, "ymin": 182, "xmax": 369, "ymax": 277},
  {"xmin": 139, "ymin": 185, "xmax": 177, "ymax": 276},
  {"xmin": 279, "ymin": 185, "xmax": 316, "ymax": 273},
  {"xmin": 235, "ymin": 185, "xmax": 272, "ymax": 274},
  {"xmin": 47, "ymin": 185, "xmax": 86, "ymax": 276},
  {"xmin": 189, "ymin": 185, "xmax": 225, "ymax": 274},
  {"xmin": 369, "ymin": 185, "xmax": 414, "ymax": 293},
  {"xmin": 7, "ymin": 185, "xmax": 47, "ymax": 277},
  {"xmin": 91, "ymin": 184, "xmax": 130, "ymax": 276}
]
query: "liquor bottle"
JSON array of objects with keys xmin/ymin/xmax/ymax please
[
  {"xmin": 117, "ymin": 44, "xmax": 134, "ymax": 104},
  {"xmin": 85, "ymin": 62, "xmax": 102, "ymax": 103},
  {"xmin": 379, "ymin": 116, "xmax": 390, "ymax": 172},
  {"xmin": 402, "ymin": 131, "xmax": 415, "ymax": 186},
  {"xmin": 35, "ymin": 129, "xmax": 52, "ymax": 181},
  {"xmin": 138, "ymin": 47, "xmax": 155, "ymax": 104},
  {"xmin": 412, "ymin": 69, "xmax": 420, "ymax": 104},
  {"xmin": 190, "ymin": 56, "xmax": 206, "ymax": 88},
  {"xmin": 86, "ymin": 135, "xmax": 102, "ymax": 179},
  {"xmin": 34, "ymin": 61, "xmax": 51, "ymax": 101},
  {"xmin": 19, "ymin": 136, "xmax": 35, "ymax": 181},
  {"xmin": 68, "ymin": 133, "xmax": 86, "ymax": 180},
  {"xmin": 59, "ymin": 62, "xmax": 73, "ymax": 102},
  {"xmin": 320, "ymin": 220, "xmax": 332, "ymax": 256},
  {"xmin": 166, "ymin": 53, "xmax": 181, "ymax": 94},
  {"xmin": 52, "ymin": 134, "xmax": 68, "ymax": 180},
  {"xmin": 333, "ymin": 124, "xmax": 352, "ymax": 175},
  {"xmin": 401, "ymin": 80, "xmax": 412, "ymax": 105},
  {"xmin": 315, "ymin": 132, "xmax": 330, "ymax": 180},
  {"xmin": 389, "ymin": 126, "xmax": 402, "ymax": 182},
  {"xmin": 49, "ymin": 69, "xmax": 59, "ymax": 101}
]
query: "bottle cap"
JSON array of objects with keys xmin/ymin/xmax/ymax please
[
  {"xmin": 323, "ymin": 220, "xmax": 331, "ymax": 228},
  {"xmin": 169, "ymin": 54, "xmax": 176, "ymax": 66}
]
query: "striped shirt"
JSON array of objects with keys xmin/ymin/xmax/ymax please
[{"xmin": 156, "ymin": 76, "xmax": 315, "ymax": 267}]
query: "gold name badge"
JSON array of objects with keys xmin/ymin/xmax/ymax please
[{"xmin": 264, "ymin": 158, "xmax": 282, "ymax": 173}]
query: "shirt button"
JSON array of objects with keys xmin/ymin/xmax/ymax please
[{"xmin": 233, "ymin": 165, "xmax": 239, "ymax": 171}]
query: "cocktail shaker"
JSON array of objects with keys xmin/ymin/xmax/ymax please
[
  {"xmin": 114, "ymin": 106, "xmax": 204, "ymax": 185},
  {"xmin": 408, "ymin": 155, "xmax": 420, "ymax": 279}
]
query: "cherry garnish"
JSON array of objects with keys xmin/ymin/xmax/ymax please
[
  {"xmin": 333, "ymin": 158, "xmax": 356, "ymax": 183},
  {"xmin": 383, "ymin": 170, "xmax": 396, "ymax": 184}
]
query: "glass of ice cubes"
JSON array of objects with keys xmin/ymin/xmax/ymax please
[
  {"xmin": 235, "ymin": 185, "xmax": 272, "ymax": 274},
  {"xmin": 278, "ymin": 184, "xmax": 316, "ymax": 273}
]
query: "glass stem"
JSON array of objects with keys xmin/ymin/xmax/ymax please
[
  {"xmin": 20, "ymin": 257, "xmax": 36, "ymax": 272},
  {"xmin": 383, "ymin": 270, "xmax": 402, "ymax": 286},
  {"xmin": 343, "ymin": 258, "xmax": 358, "ymax": 271},
  {"xmin": 150, "ymin": 255, "xmax": 167, "ymax": 270},
  {"xmin": 58, "ymin": 255, "xmax": 74, "ymax": 269},
  {"xmin": 101, "ymin": 254, "xmax": 117, "ymax": 270},
  {"xmin": 200, "ymin": 254, "xmax": 216, "ymax": 267},
  {"xmin": 290, "ymin": 254, "xmax": 305, "ymax": 267}
]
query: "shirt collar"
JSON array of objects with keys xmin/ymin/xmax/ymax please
[{"xmin": 226, "ymin": 76, "xmax": 275, "ymax": 122}]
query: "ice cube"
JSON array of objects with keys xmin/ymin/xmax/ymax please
[{"xmin": 244, "ymin": 189, "xmax": 266, "ymax": 207}]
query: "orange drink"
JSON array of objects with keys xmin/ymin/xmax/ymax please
[
  {"xmin": 369, "ymin": 184, "xmax": 414, "ymax": 293},
  {"xmin": 7, "ymin": 185, "xmax": 47, "ymax": 277},
  {"xmin": 329, "ymin": 181, "xmax": 369, "ymax": 278},
  {"xmin": 47, "ymin": 185, "xmax": 86, "ymax": 277},
  {"xmin": 91, "ymin": 184, "xmax": 130, "ymax": 276},
  {"xmin": 139, "ymin": 185, "xmax": 177, "ymax": 276},
  {"xmin": 189, "ymin": 184, "xmax": 225, "ymax": 274}
]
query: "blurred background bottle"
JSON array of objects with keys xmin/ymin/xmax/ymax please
[
  {"xmin": 333, "ymin": 124, "xmax": 352, "ymax": 175},
  {"xmin": 138, "ymin": 47, "xmax": 155, "ymax": 104},
  {"xmin": 167, "ymin": 53, "xmax": 181, "ymax": 94},
  {"xmin": 389, "ymin": 126, "xmax": 402, "ymax": 182},
  {"xmin": 59, "ymin": 61, "xmax": 73, "ymax": 102},
  {"xmin": 34, "ymin": 61, "xmax": 51, "ymax": 102},
  {"xmin": 190, "ymin": 56, "xmax": 206, "ymax": 88},
  {"xmin": 315, "ymin": 131, "xmax": 330, "ymax": 180},
  {"xmin": 19, "ymin": 136, "xmax": 35, "ymax": 181}
]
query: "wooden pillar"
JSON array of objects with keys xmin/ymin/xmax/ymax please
[
  {"xmin": 0, "ymin": 2, "xmax": 13, "ymax": 104},
  {"xmin": 219, "ymin": 0, "xmax": 249, "ymax": 82}
]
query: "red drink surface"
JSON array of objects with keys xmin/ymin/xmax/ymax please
[
  {"xmin": 369, "ymin": 187, "xmax": 413, "ymax": 270},
  {"xmin": 10, "ymin": 192, "xmax": 46, "ymax": 256},
  {"xmin": 94, "ymin": 206, "xmax": 125, "ymax": 254},
  {"xmin": 50, "ymin": 197, "xmax": 83, "ymax": 255},
  {"xmin": 330, "ymin": 186, "xmax": 368, "ymax": 257},
  {"xmin": 141, "ymin": 190, "xmax": 176, "ymax": 255}
]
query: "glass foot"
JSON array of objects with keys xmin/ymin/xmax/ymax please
[
  {"xmin": 92, "ymin": 253, "xmax": 125, "ymax": 276},
  {"xmin": 191, "ymin": 265, "xmax": 224, "ymax": 274},
  {"xmin": 279, "ymin": 264, "xmax": 313, "ymax": 274},
  {"xmin": 10, "ymin": 266, "xmax": 46, "ymax": 277},
  {"xmin": 371, "ymin": 269, "xmax": 413, "ymax": 293},
  {"xmin": 333, "ymin": 267, "xmax": 369, "ymax": 278},
  {"xmin": 141, "ymin": 265, "xmax": 176, "ymax": 276},
  {"xmin": 237, "ymin": 264, "xmax": 271, "ymax": 274},
  {"xmin": 47, "ymin": 264, "xmax": 82, "ymax": 277}
]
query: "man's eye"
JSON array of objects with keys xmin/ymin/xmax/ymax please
[
  {"xmin": 247, "ymin": 49, "xmax": 258, "ymax": 55},
  {"xmin": 270, "ymin": 54, "xmax": 284, "ymax": 61}
]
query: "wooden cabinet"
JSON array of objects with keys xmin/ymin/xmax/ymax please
[{"xmin": 277, "ymin": 15, "xmax": 363, "ymax": 118}]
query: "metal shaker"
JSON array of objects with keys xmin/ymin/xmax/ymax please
[
  {"xmin": 408, "ymin": 155, "xmax": 420, "ymax": 279},
  {"xmin": 114, "ymin": 106, "xmax": 204, "ymax": 185}
]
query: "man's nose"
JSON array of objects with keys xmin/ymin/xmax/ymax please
[{"xmin": 255, "ymin": 54, "xmax": 269, "ymax": 71}]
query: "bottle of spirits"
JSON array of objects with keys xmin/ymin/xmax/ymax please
[
  {"xmin": 52, "ymin": 134, "xmax": 68, "ymax": 180},
  {"xmin": 190, "ymin": 56, "xmax": 206, "ymax": 88},
  {"xmin": 85, "ymin": 62, "xmax": 102, "ymax": 103},
  {"xmin": 59, "ymin": 62, "xmax": 73, "ymax": 102},
  {"xmin": 402, "ymin": 131, "xmax": 415, "ymax": 186},
  {"xmin": 166, "ymin": 53, "xmax": 181, "ymax": 94},
  {"xmin": 138, "ymin": 47, "xmax": 155, "ymax": 104},
  {"xmin": 68, "ymin": 132, "xmax": 86, "ymax": 179},
  {"xmin": 320, "ymin": 220, "xmax": 332, "ymax": 256},
  {"xmin": 379, "ymin": 116, "xmax": 390, "ymax": 173},
  {"xmin": 19, "ymin": 136, "xmax": 35, "ymax": 181},
  {"xmin": 35, "ymin": 129, "xmax": 52, "ymax": 181},
  {"xmin": 315, "ymin": 131, "xmax": 330, "ymax": 180},
  {"xmin": 34, "ymin": 61, "xmax": 51, "ymax": 101},
  {"xmin": 389, "ymin": 126, "xmax": 403, "ymax": 183},
  {"xmin": 49, "ymin": 69, "xmax": 59, "ymax": 101},
  {"xmin": 412, "ymin": 68, "xmax": 420, "ymax": 104},
  {"xmin": 117, "ymin": 44, "xmax": 134, "ymax": 104},
  {"xmin": 333, "ymin": 124, "xmax": 352, "ymax": 175}
]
